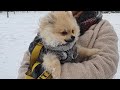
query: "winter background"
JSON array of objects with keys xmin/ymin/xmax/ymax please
[{"xmin": 0, "ymin": 11, "xmax": 119, "ymax": 79}]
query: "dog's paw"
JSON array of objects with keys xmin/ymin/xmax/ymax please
[
  {"xmin": 42, "ymin": 53, "xmax": 61, "ymax": 79},
  {"xmin": 87, "ymin": 48, "xmax": 101, "ymax": 56},
  {"xmin": 52, "ymin": 68, "xmax": 61, "ymax": 79}
]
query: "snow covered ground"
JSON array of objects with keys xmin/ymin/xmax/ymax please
[{"xmin": 0, "ymin": 11, "xmax": 119, "ymax": 79}]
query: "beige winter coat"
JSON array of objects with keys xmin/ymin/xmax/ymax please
[{"xmin": 17, "ymin": 20, "xmax": 119, "ymax": 79}]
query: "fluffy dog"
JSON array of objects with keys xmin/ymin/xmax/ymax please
[{"xmin": 37, "ymin": 11, "xmax": 100, "ymax": 79}]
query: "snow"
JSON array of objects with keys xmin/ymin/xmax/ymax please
[{"xmin": 0, "ymin": 11, "xmax": 119, "ymax": 79}]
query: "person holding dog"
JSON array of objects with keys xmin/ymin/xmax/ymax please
[{"xmin": 18, "ymin": 11, "xmax": 119, "ymax": 79}]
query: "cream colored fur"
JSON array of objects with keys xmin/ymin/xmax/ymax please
[
  {"xmin": 42, "ymin": 53, "xmax": 61, "ymax": 79},
  {"xmin": 37, "ymin": 11, "xmax": 100, "ymax": 79}
]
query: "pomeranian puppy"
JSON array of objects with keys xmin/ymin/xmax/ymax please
[{"xmin": 36, "ymin": 11, "xmax": 100, "ymax": 79}]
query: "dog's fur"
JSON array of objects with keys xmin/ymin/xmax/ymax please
[{"xmin": 38, "ymin": 11, "xmax": 100, "ymax": 79}]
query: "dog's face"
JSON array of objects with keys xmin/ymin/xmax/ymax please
[{"xmin": 39, "ymin": 11, "xmax": 80, "ymax": 48}]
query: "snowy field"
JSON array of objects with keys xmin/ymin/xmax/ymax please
[{"xmin": 0, "ymin": 11, "xmax": 119, "ymax": 79}]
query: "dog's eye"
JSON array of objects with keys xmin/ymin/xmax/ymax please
[
  {"xmin": 61, "ymin": 31, "xmax": 68, "ymax": 35},
  {"xmin": 72, "ymin": 30, "xmax": 74, "ymax": 33}
]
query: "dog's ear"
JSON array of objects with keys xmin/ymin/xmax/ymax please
[
  {"xmin": 67, "ymin": 11, "xmax": 73, "ymax": 17},
  {"xmin": 47, "ymin": 12, "xmax": 56, "ymax": 24}
]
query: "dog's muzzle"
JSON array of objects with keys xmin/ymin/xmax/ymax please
[{"xmin": 65, "ymin": 36, "xmax": 75, "ymax": 43}]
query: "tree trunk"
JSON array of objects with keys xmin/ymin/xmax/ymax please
[{"xmin": 7, "ymin": 11, "xmax": 9, "ymax": 18}]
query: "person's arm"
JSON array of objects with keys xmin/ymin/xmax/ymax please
[
  {"xmin": 17, "ymin": 51, "xmax": 30, "ymax": 79},
  {"xmin": 60, "ymin": 20, "xmax": 119, "ymax": 79}
]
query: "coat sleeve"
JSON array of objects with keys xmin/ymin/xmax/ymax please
[
  {"xmin": 17, "ymin": 51, "xmax": 30, "ymax": 79},
  {"xmin": 60, "ymin": 20, "xmax": 119, "ymax": 79}
]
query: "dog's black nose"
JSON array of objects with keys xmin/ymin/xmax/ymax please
[
  {"xmin": 71, "ymin": 36, "xmax": 75, "ymax": 40},
  {"xmin": 65, "ymin": 36, "xmax": 75, "ymax": 43}
]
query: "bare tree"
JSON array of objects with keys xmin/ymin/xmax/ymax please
[{"xmin": 7, "ymin": 11, "xmax": 9, "ymax": 18}]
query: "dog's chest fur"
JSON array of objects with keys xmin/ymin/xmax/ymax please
[
  {"xmin": 29, "ymin": 36, "xmax": 78, "ymax": 64},
  {"xmin": 39, "ymin": 45, "xmax": 78, "ymax": 64}
]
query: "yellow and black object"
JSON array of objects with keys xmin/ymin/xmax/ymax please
[
  {"xmin": 25, "ymin": 61, "xmax": 52, "ymax": 79},
  {"xmin": 25, "ymin": 42, "xmax": 52, "ymax": 79}
]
